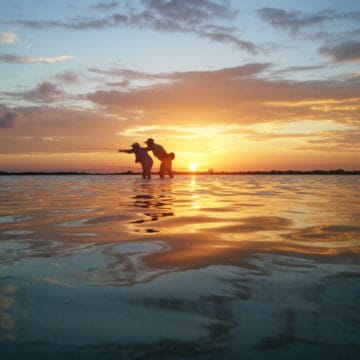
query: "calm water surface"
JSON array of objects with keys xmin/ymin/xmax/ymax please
[{"xmin": 0, "ymin": 175, "xmax": 359, "ymax": 359}]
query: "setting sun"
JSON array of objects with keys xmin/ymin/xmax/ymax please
[{"xmin": 189, "ymin": 162, "xmax": 198, "ymax": 172}]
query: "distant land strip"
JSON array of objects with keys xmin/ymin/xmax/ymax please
[{"xmin": 0, "ymin": 169, "xmax": 359, "ymax": 176}]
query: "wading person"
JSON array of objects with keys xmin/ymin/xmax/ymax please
[
  {"xmin": 144, "ymin": 138, "xmax": 175, "ymax": 179},
  {"xmin": 118, "ymin": 143, "xmax": 153, "ymax": 179}
]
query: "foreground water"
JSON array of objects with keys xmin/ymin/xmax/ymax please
[{"xmin": 0, "ymin": 175, "xmax": 359, "ymax": 359}]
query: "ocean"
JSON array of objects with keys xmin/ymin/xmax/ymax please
[{"xmin": 0, "ymin": 175, "xmax": 359, "ymax": 359}]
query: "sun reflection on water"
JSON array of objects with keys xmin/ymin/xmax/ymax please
[{"xmin": 0, "ymin": 175, "xmax": 359, "ymax": 358}]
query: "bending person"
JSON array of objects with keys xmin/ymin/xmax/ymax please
[
  {"xmin": 144, "ymin": 138, "xmax": 175, "ymax": 179},
  {"xmin": 118, "ymin": 143, "xmax": 153, "ymax": 179}
]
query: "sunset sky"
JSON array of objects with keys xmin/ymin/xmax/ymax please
[{"xmin": 0, "ymin": 0, "xmax": 359, "ymax": 172}]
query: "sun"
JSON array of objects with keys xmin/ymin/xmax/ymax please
[{"xmin": 189, "ymin": 162, "xmax": 198, "ymax": 172}]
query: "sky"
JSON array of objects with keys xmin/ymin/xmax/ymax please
[{"xmin": 0, "ymin": 0, "xmax": 359, "ymax": 172}]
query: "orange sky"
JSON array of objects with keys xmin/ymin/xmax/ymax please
[{"xmin": 0, "ymin": 1, "xmax": 359, "ymax": 171}]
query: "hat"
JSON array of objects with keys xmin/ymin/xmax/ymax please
[
  {"xmin": 131, "ymin": 142, "xmax": 140, "ymax": 148},
  {"xmin": 145, "ymin": 138, "xmax": 154, "ymax": 144}
]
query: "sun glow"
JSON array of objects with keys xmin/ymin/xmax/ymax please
[{"xmin": 189, "ymin": 162, "xmax": 198, "ymax": 172}]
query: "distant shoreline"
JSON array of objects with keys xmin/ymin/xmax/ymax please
[{"xmin": 1, "ymin": 170, "xmax": 359, "ymax": 176}]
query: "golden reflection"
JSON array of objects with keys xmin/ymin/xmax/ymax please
[
  {"xmin": 0, "ymin": 175, "xmax": 359, "ymax": 277},
  {"xmin": 0, "ymin": 297, "xmax": 14, "ymax": 309},
  {"xmin": 0, "ymin": 283, "xmax": 16, "ymax": 340},
  {"xmin": 0, "ymin": 312, "xmax": 14, "ymax": 330},
  {"xmin": 189, "ymin": 175, "xmax": 197, "ymax": 191},
  {"xmin": 0, "ymin": 175, "xmax": 359, "ymax": 357}
]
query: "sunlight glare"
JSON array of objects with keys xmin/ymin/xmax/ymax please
[{"xmin": 189, "ymin": 162, "xmax": 198, "ymax": 172}]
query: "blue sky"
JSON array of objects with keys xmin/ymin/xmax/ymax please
[{"xmin": 0, "ymin": 0, "xmax": 359, "ymax": 171}]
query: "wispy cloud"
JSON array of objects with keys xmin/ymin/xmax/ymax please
[
  {"xmin": 319, "ymin": 41, "xmax": 360, "ymax": 63},
  {"xmin": 88, "ymin": 67, "xmax": 168, "ymax": 80},
  {"xmin": 91, "ymin": 1, "xmax": 119, "ymax": 11},
  {"xmin": 4, "ymin": 81, "xmax": 65, "ymax": 103},
  {"xmin": 90, "ymin": 63, "xmax": 270, "ymax": 81},
  {"xmin": 0, "ymin": 53, "xmax": 73, "ymax": 64},
  {"xmin": 0, "ymin": 32, "xmax": 18, "ymax": 44},
  {"xmin": 0, "ymin": 107, "xmax": 18, "ymax": 128},
  {"xmin": 258, "ymin": 7, "xmax": 360, "ymax": 34},
  {"xmin": 272, "ymin": 65, "xmax": 325, "ymax": 75},
  {"xmin": 293, "ymin": 129, "xmax": 360, "ymax": 152},
  {"xmin": 141, "ymin": 0, "xmax": 237, "ymax": 24},
  {"xmin": 7, "ymin": 0, "xmax": 257, "ymax": 53},
  {"xmin": 54, "ymin": 71, "xmax": 81, "ymax": 84}
]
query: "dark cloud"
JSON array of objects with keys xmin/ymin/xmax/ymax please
[
  {"xmin": 91, "ymin": 1, "xmax": 118, "ymax": 11},
  {"xmin": 9, "ymin": 17, "xmax": 126, "ymax": 30},
  {"xmin": 142, "ymin": 0, "xmax": 237, "ymax": 24},
  {"xmin": 25, "ymin": 82, "xmax": 64, "ymax": 102},
  {"xmin": 258, "ymin": 7, "xmax": 360, "ymax": 34},
  {"xmin": 54, "ymin": 71, "xmax": 81, "ymax": 84},
  {"xmin": 319, "ymin": 41, "xmax": 360, "ymax": 63},
  {"xmin": 198, "ymin": 31, "xmax": 257, "ymax": 53},
  {"xmin": 0, "ymin": 108, "xmax": 18, "ymax": 128},
  {"xmin": 4, "ymin": 82, "xmax": 65, "ymax": 103},
  {"xmin": 7, "ymin": 0, "xmax": 257, "ymax": 53}
]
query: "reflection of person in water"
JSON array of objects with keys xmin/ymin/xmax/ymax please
[
  {"xmin": 144, "ymin": 138, "xmax": 175, "ymax": 179},
  {"xmin": 118, "ymin": 143, "xmax": 153, "ymax": 179}
]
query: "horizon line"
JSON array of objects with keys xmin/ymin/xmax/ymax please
[{"xmin": 1, "ymin": 169, "xmax": 359, "ymax": 176}]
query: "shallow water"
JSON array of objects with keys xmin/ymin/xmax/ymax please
[{"xmin": 0, "ymin": 175, "xmax": 359, "ymax": 359}]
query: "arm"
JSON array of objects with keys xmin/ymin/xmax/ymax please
[{"xmin": 118, "ymin": 149, "xmax": 134, "ymax": 154}]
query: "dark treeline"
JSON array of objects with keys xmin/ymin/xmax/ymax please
[{"xmin": 0, "ymin": 169, "xmax": 359, "ymax": 176}]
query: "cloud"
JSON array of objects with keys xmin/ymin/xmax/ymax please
[
  {"xmin": 308, "ymin": 129, "xmax": 360, "ymax": 145},
  {"xmin": 7, "ymin": 18, "xmax": 121, "ymax": 30},
  {"xmin": 258, "ymin": 7, "xmax": 360, "ymax": 34},
  {"xmin": 0, "ymin": 32, "xmax": 18, "ymax": 44},
  {"xmin": 272, "ymin": 65, "xmax": 325, "ymax": 76},
  {"xmin": 0, "ymin": 106, "xmax": 129, "ymax": 155},
  {"xmin": 7, "ymin": 0, "xmax": 257, "ymax": 53},
  {"xmin": 88, "ymin": 67, "xmax": 168, "ymax": 80},
  {"xmin": 0, "ymin": 54, "xmax": 73, "ymax": 64},
  {"xmin": 4, "ymin": 81, "xmax": 65, "ymax": 103},
  {"xmin": 319, "ymin": 41, "xmax": 360, "ymax": 63},
  {"xmin": 54, "ymin": 71, "xmax": 81, "ymax": 84},
  {"xmin": 142, "ymin": 0, "xmax": 237, "ymax": 24},
  {"xmin": 85, "ymin": 64, "xmax": 360, "ymax": 127},
  {"xmin": 106, "ymin": 80, "xmax": 130, "ymax": 88},
  {"xmin": 91, "ymin": 1, "xmax": 118, "ymax": 11},
  {"xmin": 198, "ymin": 31, "xmax": 257, "ymax": 53},
  {"xmin": 0, "ymin": 108, "xmax": 18, "ymax": 128},
  {"xmin": 292, "ymin": 129, "xmax": 360, "ymax": 152},
  {"xmin": 90, "ymin": 63, "xmax": 270, "ymax": 81}
]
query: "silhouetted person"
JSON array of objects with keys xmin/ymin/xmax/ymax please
[
  {"xmin": 144, "ymin": 138, "xmax": 175, "ymax": 179},
  {"xmin": 119, "ymin": 143, "xmax": 153, "ymax": 179}
]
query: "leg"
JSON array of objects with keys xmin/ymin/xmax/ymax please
[
  {"xmin": 162, "ymin": 158, "xmax": 173, "ymax": 178},
  {"xmin": 159, "ymin": 160, "xmax": 166, "ymax": 178},
  {"xmin": 167, "ymin": 160, "xmax": 174, "ymax": 178},
  {"xmin": 143, "ymin": 160, "xmax": 153, "ymax": 179}
]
